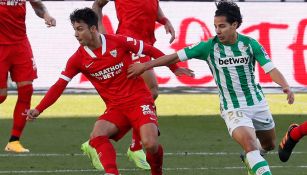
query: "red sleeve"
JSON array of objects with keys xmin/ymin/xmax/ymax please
[
  {"xmin": 35, "ymin": 79, "xmax": 68, "ymax": 113},
  {"xmin": 35, "ymin": 52, "xmax": 81, "ymax": 113},
  {"xmin": 115, "ymin": 35, "xmax": 164, "ymax": 58},
  {"xmin": 115, "ymin": 35, "xmax": 179, "ymax": 72}
]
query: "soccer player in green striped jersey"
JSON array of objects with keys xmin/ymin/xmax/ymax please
[{"xmin": 128, "ymin": 1, "xmax": 295, "ymax": 175}]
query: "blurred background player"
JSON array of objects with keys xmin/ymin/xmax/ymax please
[
  {"xmin": 0, "ymin": 0, "xmax": 56, "ymax": 153},
  {"xmin": 26, "ymin": 8, "xmax": 192, "ymax": 175},
  {"xmin": 279, "ymin": 121, "xmax": 307, "ymax": 162},
  {"xmin": 81, "ymin": 0, "xmax": 177, "ymax": 170},
  {"xmin": 127, "ymin": 1, "xmax": 295, "ymax": 175}
]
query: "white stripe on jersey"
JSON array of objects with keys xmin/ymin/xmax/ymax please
[
  {"xmin": 213, "ymin": 43, "xmax": 233, "ymax": 109},
  {"xmin": 60, "ymin": 75, "xmax": 71, "ymax": 82},
  {"xmin": 83, "ymin": 46, "xmax": 97, "ymax": 58},
  {"xmin": 238, "ymin": 42, "xmax": 258, "ymax": 104},
  {"xmin": 207, "ymin": 53, "xmax": 225, "ymax": 108},
  {"xmin": 137, "ymin": 40, "xmax": 144, "ymax": 56},
  {"xmin": 100, "ymin": 34, "xmax": 106, "ymax": 55},
  {"xmin": 224, "ymin": 45, "xmax": 247, "ymax": 107}
]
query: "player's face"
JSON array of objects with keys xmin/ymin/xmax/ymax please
[
  {"xmin": 72, "ymin": 21, "xmax": 95, "ymax": 46},
  {"xmin": 214, "ymin": 16, "xmax": 238, "ymax": 45}
]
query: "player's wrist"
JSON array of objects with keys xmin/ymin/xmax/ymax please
[
  {"xmin": 157, "ymin": 17, "xmax": 169, "ymax": 25},
  {"xmin": 282, "ymin": 86, "xmax": 291, "ymax": 93}
]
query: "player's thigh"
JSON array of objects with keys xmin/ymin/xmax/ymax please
[
  {"xmin": 0, "ymin": 88, "xmax": 7, "ymax": 96},
  {"xmin": 140, "ymin": 123, "xmax": 159, "ymax": 151},
  {"xmin": 95, "ymin": 108, "xmax": 131, "ymax": 141},
  {"xmin": 0, "ymin": 45, "xmax": 10, "ymax": 89},
  {"xmin": 10, "ymin": 39, "xmax": 37, "ymax": 83},
  {"xmin": 16, "ymin": 81, "xmax": 33, "ymax": 87},
  {"xmin": 232, "ymin": 126, "xmax": 258, "ymax": 152},
  {"xmin": 91, "ymin": 119, "xmax": 119, "ymax": 138}
]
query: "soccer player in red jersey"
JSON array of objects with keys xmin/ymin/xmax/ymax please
[
  {"xmin": 26, "ymin": 8, "xmax": 193, "ymax": 175},
  {"xmin": 279, "ymin": 121, "xmax": 307, "ymax": 162},
  {"xmin": 0, "ymin": 0, "xmax": 56, "ymax": 153},
  {"xmin": 81, "ymin": 0, "xmax": 177, "ymax": 170}
]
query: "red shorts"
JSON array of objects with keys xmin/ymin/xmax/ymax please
[
  {"xmin": 98, "ymin": 101, "xmax": 158, "ymax": 141},
  {"xmin": 0, "ymin": 38, "xmax": 37, "ymax": 88}
]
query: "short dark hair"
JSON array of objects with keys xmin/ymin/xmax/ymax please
[
  {"xmin": 70, "ymin": 7, "xmax": 98, "ymax": 29},
  {"xmin": 215, "ymin": 0, "xmax": 242, "ymax": 29}
]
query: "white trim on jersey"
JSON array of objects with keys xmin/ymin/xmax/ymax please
[
  {"xmin": 100, "ymin": 34, "xmax": 106, "ymax": 55},
  {"xmin": 137, "ymin": 40, "xmax": 144, "ymax": 55},
  {"xmin": 262, "ymin": 62, "xmax": 275, "ymax": 73},
  {"xmin": 177, "ymin": 49, "xmax": 188, "ymax": 61},
  {"xmin": 83, "ymin": 46, "xmax": 97, "ymax": 58},
  {"xmin": 60, "ymin": 74, "xmax": 71, "ymax": 82}
]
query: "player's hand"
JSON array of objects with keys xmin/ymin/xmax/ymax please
[
  {"xmin": 283, "ymin": 87, "xmax": 294, "ymax": 104},
  {"xmin": 26, "ymin": 109, "xmax": 40, "ymax": 121},
  {"xmin": 164, "ymin": 20, "xmax": 175, "ymax": 44},
  {"xmin": 44, "ymin": 13, "xmax": 56, "ymax": 27},
  {"xmin": 127, "ymin": 63, "xmax": 146, "ymax": 78},
  {"xmin": 174, "ymin": 67, "xmax": 195, "ymax": 77}
]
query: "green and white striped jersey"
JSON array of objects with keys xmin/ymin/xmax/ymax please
[{"xmin": 177, "ymin": 33, "xmax": 275, "ymax": 111}]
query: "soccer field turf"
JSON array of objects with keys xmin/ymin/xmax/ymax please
[{"xmin": 0, "ymin": 94, "xmax": 307, "ymax": 175}]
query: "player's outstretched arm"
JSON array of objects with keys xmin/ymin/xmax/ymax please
[
  {"xmin": 157, "ymin": 6, "xmax": 175, "ymax": 44},
  {"xmin": 26, "ymin": 79, "xmax": 69, "ymax": 122},
  {"xmin": 92, "ymin": 0, "xmax": 109, "ymax": 34},
  {"xmin": 269, "ymin": 68, "xmax": 294, "ymax": 104},
  {"xmin": 128, "ymin": 53, "xmax": 190, "ymax": 78},
  {"xmin": 29, "ymin": 0, "xmax": 56, "ymax": 27}
]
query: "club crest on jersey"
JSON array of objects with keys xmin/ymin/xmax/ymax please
[{"xmin": 110, "ymin": 50, "xmax": 117, "ymax": 58}]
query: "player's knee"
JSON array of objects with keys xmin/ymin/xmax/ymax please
[
  {"xmin": 142, "ymin": 139, "xmax": 158, "ymax": 153},
  {"xmin": 0, "ymin": 95, "xmax": 7, "ymax": 104}
]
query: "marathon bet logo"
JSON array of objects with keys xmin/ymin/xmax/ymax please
[{"xmin": 218, "ymin": 56, "xmax": 249, "ymax": 67}]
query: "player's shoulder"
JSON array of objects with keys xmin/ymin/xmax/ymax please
[{"xmin": 238, "ymin": 33, "xmax": 257, "ymax": 44}]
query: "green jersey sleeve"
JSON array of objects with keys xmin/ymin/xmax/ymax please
[
  {"xmin": 177, "ymin": 41, "xmax": 211, "ymax": 61},
  {"xmin": 250, "ymin": 39, "xmax": 275, "ymax": 73}
]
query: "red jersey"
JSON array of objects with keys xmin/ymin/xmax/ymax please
[
  {"xmin": 60, "ymin": 34, "xmax": 163, "ymax": 109},
  {"xmin": 114, "ymin": 0, "xmax": 158, "ymax": 45},
  {"xmin": 0, "ymin": 0, "xmax": 27, "ymax": 44}
]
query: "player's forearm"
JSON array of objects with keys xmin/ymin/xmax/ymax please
[
  {"xmin": 144, "ymin": 53, "xmax": 180, "ymax": 70},
  {"xmin": 30, "ymin": 0, "xmax": 49, "ymax": 19},
  {"xmin": 92, "ymin": 0, "xmax": 108, "ymax": 34},
  {"xmin": 35, "ymin": 79, "xmax": 68, "ymax": 113},
  {"xmin": 156, "ymin": 6, "xmax": 168, "ymax": 25},
  {"xmin": 269, "ymin": 68, "xmax": 290, "ymax": 90}
]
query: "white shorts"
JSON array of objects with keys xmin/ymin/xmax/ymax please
[{"xmin": 221, "ymin": 100, "xmax": 275, "ymax": 136}]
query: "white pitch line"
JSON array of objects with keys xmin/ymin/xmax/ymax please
[
  {"xmin": 0, "ymin": 151, "xmax": 306, "ymax": 157},
  {"xmin": 1, "ymin": 166, "xmax": 307, "ymax": 174}
]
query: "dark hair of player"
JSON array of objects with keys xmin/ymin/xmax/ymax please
[
  {"xmin": 70, "ymin": 7, "xmax": 99, "ymax": 29},
  {"xmin": 215, "ymin": 0, "xmax": 243, "ymax": 29}
]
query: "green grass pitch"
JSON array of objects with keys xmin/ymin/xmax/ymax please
[{"xmin": 0, "ymin": 94, "xmax": 307, "ymax": 175}]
